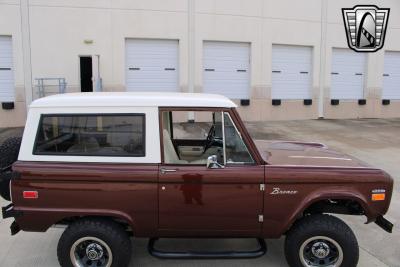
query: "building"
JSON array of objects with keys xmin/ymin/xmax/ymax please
[{"xmin": 0, "ymin": 0, "xmax": 400, "ymax": 127}]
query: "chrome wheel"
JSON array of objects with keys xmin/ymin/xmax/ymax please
[
  {"xmin": 70, "ymin": 237, "xmax": 113, "ymax": 267},
  {"xmin": 299, "ymin": 236, "xmax": 343, "ymax": 267}
]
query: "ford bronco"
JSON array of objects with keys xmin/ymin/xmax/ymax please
[{"xmin": 0, "ymin": 92, "xmax": 394, "ymax": 267}]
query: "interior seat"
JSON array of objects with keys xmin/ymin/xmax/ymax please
[
  {"xmin": 163, "ymin": 129, "xmax": 188, "ymax": 164},
  {"xmin": 163, "ymin": 129, "xmax": 206, "ymax": 165}
]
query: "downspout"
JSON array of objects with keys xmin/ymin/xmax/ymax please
[
  {"xmin": 20, "ymin": 0, "xmax": 33, "ymax": 108},
  {"xmin": 187, "ymin": 0, "xmax": 195, "ymax": 122},
  {"xmin": 188, "ymin": 0, "xmax": 195, "ymax": 94},
  {"xmin": 318, "ymin": 0, "xmax": 328, "ymax": 118}
]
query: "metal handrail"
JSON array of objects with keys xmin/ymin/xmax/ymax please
[{"xmin": 35, "ymin": 78, "xmax": 67, "ymax": 98}]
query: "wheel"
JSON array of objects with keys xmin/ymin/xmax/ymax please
[
  {"xmin": 57, "ymin": 218, "xmax": 132, "ymax": 267},
  {"xmin": 0, "ymin": 136, "xmax": 22, "ymax": 171},
  {"xmin": 284, "ymin": 214, "xmax": 359, "ymax": 267},
  {"xmin": 0, "ymin": 137, "xmax": 22, "ymax": 201}
]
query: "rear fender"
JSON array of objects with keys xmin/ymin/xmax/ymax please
[{"xmin": 14, "ymin": 207, "xmax": 135, "ymax": 233}]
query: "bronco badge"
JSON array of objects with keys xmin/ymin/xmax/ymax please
[{"xmin": 270, "ymin": 187, "xmax": 298, "ymax": 195}]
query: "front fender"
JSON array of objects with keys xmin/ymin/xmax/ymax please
[
  {"xmin": 289, "ymin": 189, "xmax": 372, "ymax": 225},
  {"xmin": 262, "ymin": 184, "xmax": 380, "ymax": 238}
]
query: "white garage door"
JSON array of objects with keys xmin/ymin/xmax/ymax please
[
  {"xmin": 203, "ymin": 42, "xmax": 250, "ymax": 99},
  {"xmin": 0, "ymin": 36, "xmax": 14, "ymax": 102},
  {"xmin": 383, "ymin": 51, "xmax": 400, "ymax": 99},
  {"xmin": 331, "ymin": 48, "xmax": 366, "ymax": 100},
  {"xmin": 125, "ymin": 39, "xmax": 178, "ymax": 92},
  {"xmin": 271, "ymin": 45, "xmax": 312, "ymax": 99}
]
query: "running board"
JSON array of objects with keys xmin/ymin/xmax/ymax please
[{"xmin": 148, "ymin": 238, "xmax": 267, "ymax": 259}]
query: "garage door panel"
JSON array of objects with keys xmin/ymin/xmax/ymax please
[
  {"xmin": 204, "ymin": 70, "xmax": 248, "ymax": 77},
  {"xmin": 0, "ymin": 58, "xmax": 12, "ymax": 68},
  {"xmin": 126, "ymin": 56, "xmax": 177, "ymax": 61},
  {"xmin": 205, "ymin": 60, "xmax": 248, "ymax": 66},
  {"xmin": 126, "ymin": 61, "xmax": 177, "ymax": 68},
  {"xmin": 125, "ymin": 39, "xmax": 178, "ymax": 92},
  {"xmin": 0, "ymin": 36, "xmax": 14, "ymax": 102},
  {"xmin": 272, "ymin": 45, "xmax": 312, "ymax": 100},
  {"xmin": 331, "ymin": 49, "xmax": 365, "ymax": 100},
  {"xmin": 204, "ymin": 80, "xmax": 249, "ymax": 85},
  {"xmin": 128, "ymin": 67, "xmax": 176, "ymax": 73},
  {"xmin": 383, "ymin": 52, "xmax": 400, "ymax": 99},
  {"xmin": 273, "ymin": 76, "xmax": 311, "ymax": 83},
  {"xmin": 204, "ymin": 78, "xmax": 248, "ymax": 85},
  {"xmin": 127, "ymin": 76, "xmax": 178, "ymax": 81},
  {"xmin": 126, "ymin": 82, "xmax": 177, "ymax": 90},
  {"xmin": 203, "ymin": 41, "xmax": 250, "ymax": 99},
  {"xmin": 383, "ymin": 85, "xmax": 400, "ymax": 99}
]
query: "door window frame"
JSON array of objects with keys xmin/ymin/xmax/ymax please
[
  {"xmin": 158, "ymin": 107, "xmax": 263, "ymax": 165},
  {"xmin": 223, "ymin": 111, "xmax": 254, "ymax": 165}
]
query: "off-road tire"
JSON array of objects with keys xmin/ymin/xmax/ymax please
[
  {"xmin": 0, "ymin": 137, "xmax": 21, "ymax": 201},
  {"xmin": 0, "ymin": 136, "xmax": 22, "ymax": 171},
  {"xmin": 285, "ymin": 214, "xmax": 359, "ymax": 267},
  {"xmin": 57, "ymin": 218, "xmax": 132, "ymax": 267}
]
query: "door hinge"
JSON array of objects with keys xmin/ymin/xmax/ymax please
[
  {"xmin": 258, "ymin": 215, "xmax": 264, "ymax": 223},
  {"xmin": 259, "ymin": 184, "xmax": 265, "ymax": 191}
]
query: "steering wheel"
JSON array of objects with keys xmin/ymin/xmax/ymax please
[{"xmin": 203, "ymin": 125, "xmax": 215, "ymax": 153}]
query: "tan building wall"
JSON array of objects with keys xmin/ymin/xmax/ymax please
[{"xmin": 0, "ymin": 0, "xmax": 400, "ymax": 127}]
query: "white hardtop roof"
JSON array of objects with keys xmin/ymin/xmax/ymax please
[{"xmin": 30, "ymin": 92, "xmax": 237, "ymax": 108}]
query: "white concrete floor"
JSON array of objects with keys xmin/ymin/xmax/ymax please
[{"xmin": 0, "ymin": 118, "xmax": 399, "ymax": 266}]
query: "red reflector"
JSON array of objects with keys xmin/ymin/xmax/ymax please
[{"xmin": 23, "ymin": 191, "xmax": 38, "ymax": 199}]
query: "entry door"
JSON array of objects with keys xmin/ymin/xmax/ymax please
[
  {"xmin": 158, "ymin": 165, "xmax": 264, "ymax": 236},
  {"xmin": 80, "ymin": 56, "xmax": 93, "ymax": 92}
]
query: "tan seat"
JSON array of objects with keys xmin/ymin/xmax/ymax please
[
  {"xmin": 163, "ymin": 129, "xmax": 188, "ymax": 164},
  {"xmin": 163, "ymin": 129, "xmax": 207, "ymax": 165}
]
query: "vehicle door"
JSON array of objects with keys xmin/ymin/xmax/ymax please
[{"xmin": 157, "ymin": 108, "xmax": 264, "ymax": 236}]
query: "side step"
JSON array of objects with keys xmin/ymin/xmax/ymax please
[{"xmin": 148, "ymin": 238, "xmax": 267, "ymax": 259}]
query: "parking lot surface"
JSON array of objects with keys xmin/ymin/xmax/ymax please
[{"xmin": 0, "ymin": 119, "xmax": 399, "ymax": 267}]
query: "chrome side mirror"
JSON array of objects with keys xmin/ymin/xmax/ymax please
[{"xmin": 207, "ymin": 155, "xmax": 223, "ymax": 169}]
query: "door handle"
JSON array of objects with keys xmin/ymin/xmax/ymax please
[{"xmin": 160, "ymin": 168, "xmax": 177, "ymax": 174}]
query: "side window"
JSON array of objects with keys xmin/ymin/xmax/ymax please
[
  {"xmin": 34, "ymin": 114, "xmax": 145, "ymax": 156},
  {"xmin": 223, "ymin": 112, "xmax": 254, "ymax": 164}
]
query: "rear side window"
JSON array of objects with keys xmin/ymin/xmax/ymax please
[{"xmin": 34, "ymin": 114, "xmax": 145, "ymax": 156}]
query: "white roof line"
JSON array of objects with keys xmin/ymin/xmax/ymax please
[{"xmin": 30, "ymin": 92, "xmax": 237, "ymax": 108}]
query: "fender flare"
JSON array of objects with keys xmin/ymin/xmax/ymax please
[
  {"xmin": 283, "ymin": 189, "xmax": 374, "ymax": 234},
  {"xmin": 15, "ymin": 207, "xmax": 136, "ymax": 232}
]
